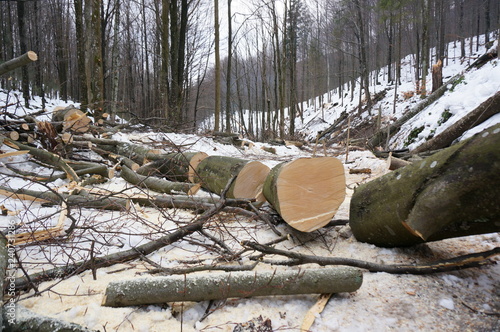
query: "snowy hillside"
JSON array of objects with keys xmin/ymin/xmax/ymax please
[
  {"xmin": 0, "ymin": 34, "xmax": 499, "ymax": 331},
  {"xmin": 295, "ymin": 34, "xmax": 500, "ymax": 150}
]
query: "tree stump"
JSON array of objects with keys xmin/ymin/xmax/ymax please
[{"xmin": 263, "ymin": 157, "xmax": 346, "ymax": 232}]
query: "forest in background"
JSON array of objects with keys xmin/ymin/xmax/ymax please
[{"xmin": 1, "ymin": 0, "xmax": 499, "ymax": 140}]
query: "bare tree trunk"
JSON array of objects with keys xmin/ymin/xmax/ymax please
[
  {"xmin": 214, "ymin": 0, "xmax": 221, "ymax": 131},
  {"xmin": 84, "ymin": 0, "xmax": 105, "ymax": 120}
]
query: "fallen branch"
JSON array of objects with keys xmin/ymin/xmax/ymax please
[
  {"xmin": 1, "ymin": 137, "xmax": 80, "ymax": 181},
  {"xmin": 14, "ymin": 177, "xmax": 237, "ymax": 293},
  {"xmin": 101, "ymin": 266, "xmax": 363, "ymax": 307},
  {"xmin": 242, "ymin": 241, "xmax": 500, "ymax": 274}
]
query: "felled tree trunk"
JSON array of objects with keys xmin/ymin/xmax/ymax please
[
  {"xmin": 263, "ymin": 157, "xmax": 346, "ymax": 232},
  {"xmin": 368, "ymin": 74, "xmax": 464, "ymax": 148},
  {"xmin": 195, "ymin": 156, "xmax": 270, "ymax": 203},
  {"xmin": 350, "ymin": 124, "xmax": 500, "ymax": 247},
  {"xmin": 412, "ymin": 90, "xmax": 500, "ymax": 154},
  {"xmin": 136, "ymin": 151, "xmax": 208, "ymax": 183},
  {"xmin": 120, "ymin": 165, "xmax": 200, "ymax": 195},
  {"xmin": 102, "ymin": 267, "xmax": 362, "ymax": 307},
  {"xmin": 0, "ymin": 51, "xmax": 37, "ymax": 76}
]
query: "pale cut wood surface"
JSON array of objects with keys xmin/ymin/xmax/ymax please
[{"xmin": 264, "ymin": 157, "xmax": 346, "ymax": 232}]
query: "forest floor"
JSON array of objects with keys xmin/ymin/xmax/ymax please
[{"xmin": 6, "ymin": 135, "xmax": 498, "ymax": 332}]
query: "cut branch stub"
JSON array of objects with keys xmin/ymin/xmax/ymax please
[
  {"xmin": 101, "ymin": 267, "xmax": 363, "ymax": 307},
  {"xmin": 136, "ymin": 151, "xmax": 208, "ymax": 183},
  {"xmin": 194, "ymin": 156, "xmax": 270, "ymax": 203},
  {"xmin": 263, "ymin": 157, "xmax": 346, "ymax": 232}
]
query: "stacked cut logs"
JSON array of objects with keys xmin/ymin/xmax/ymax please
[
  {"xmin": 139, "ymin": 154, "xmax": 347, "ymax": 232},
  {"xmin": 2, "ymin": 105, "xmax": 348, "ymax": 234}
]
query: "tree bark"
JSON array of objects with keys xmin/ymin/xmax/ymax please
[
  {"xmin": 413, "ymin": 91, "xmax": 500, "ymax": 153},
  {"xmin": 263, "ymin": 157, "xmax": 345, "ymax": 232},
  {"xmin": 120, "ymin": 165, "xmax": 200, "ymax": 195},
  {"xmin": 102, "ymin": 267, "xmax": 363, "ymax": 307},
  {"xmin": 136, "ymin": 151, "xmax": 208, "ymax": 183},
  {"xmin": 350, "ymin": 124, "xmax": 500, "ymax": 247},
  {"xmin": 195, "ymin": 156, "xmax": 270, "ymax": 203},
  {"xmin": 0, "ymin": 51, "xmax": 37, "ymax": 76}
]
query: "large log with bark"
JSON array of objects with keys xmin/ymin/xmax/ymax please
[
  {"xmin": 101, "ymin": 267, "xmax": 362, "ymax": 307},
  {"xmin": 0, "ymin": 51, "xmax": 37, "ymax": 76},
  {"xmin": 195, "ymin": 156, "xmax": 270, "ymax": 203},
  {"xmin": 350, "ymin": 124, "xmax": 500, "ymax": 247},
  {"xmin": 136, "ymin": 151, "xmax": 208, "ymax": 183},
  {"xmin": 263, "ymin": 157, "xmax": 345, "ymax": 232}
]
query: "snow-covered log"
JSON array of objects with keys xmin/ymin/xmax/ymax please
[
  {"xmin": 101, "ymin": 267, "xmax": 362, "ymax": 307},
  {"xmin": 263, "ymin": 157, "xmax": 345, "ymax": 232},
  {"xmin": 368, "ymin": 73, "xmax": 464, "ymax": 148},
  {"xmin": 195, "ymin": 156, "xmax": 270, "ymax": 203},
  {"xmin": 350, "ymin": 124, "xmax": 500, "ymax": 247}
]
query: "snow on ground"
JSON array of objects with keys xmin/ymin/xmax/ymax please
[{"xmin": 1, "ymin": 34, "xmax": 499, "ymax": 331}]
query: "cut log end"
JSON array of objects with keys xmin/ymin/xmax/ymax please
[
  {"xmin": 233, "ymin": 161, "xmax": 270, "ymax": 203},
  {"xmin": 265, "ymin": 157, "xmax": 346, "ymax": 232},
  {"xmin": 187, "ymin": 152, "xmax": 208, "ymax": 183}
]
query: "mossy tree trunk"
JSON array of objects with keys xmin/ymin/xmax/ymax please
[
  {"xmin": 350, "ymin": 124, "xmax": 500, "ymax": 247},
  {"xmin": 136, "ymin": 151, "xmax": 208, "ymax": 183}
]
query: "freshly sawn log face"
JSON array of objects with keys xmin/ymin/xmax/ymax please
[
  {"xmin": 350, "ymin": 124, "xmax": 500, "ymax": 247},
  {"xmin": 263, "ymin": 157, "xmax": 346, "ymax": 232},
  {"xmin": 101, "ymin": 267, "xmax": 363, "ymax": 307},
  {"xmin": 195, "ymin": 156, "xmax": 270, "ymax": 203}
]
